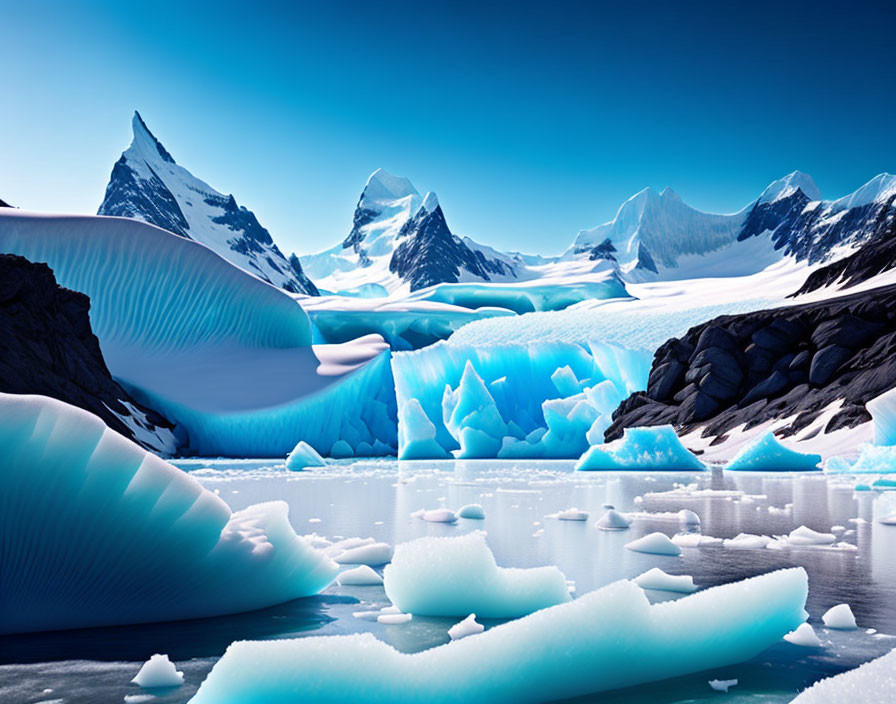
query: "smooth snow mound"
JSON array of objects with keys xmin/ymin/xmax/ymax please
[
  {"xmin": 784, "ymin": 623, "xmax": 822, "ymax": 647},
  {"xmin": 383, "ymin": 532, "xmax": 571, "ymax": 618},
  {"xmin": 132, "ymin": 654, "xmax": 184, "ymax": 688},
  {"xmin": 634, "ymin": 568, "xmax": 697, "ymax": 594},
  {"xmin": 336, "ymin": 565, "xmax": 384, "ymax": 586},
  {"xmin": 790, "ymin": 647, "xmax": 896, "ymax": 702},
  {"xmin": 822, "ymin": 604, "xmax": 857, "ymax": 630},
  {"xmin": 724, "ymin": 432, "xmax": 820, "ymax": 471},
  {"xmin": 577, "ymin": 425, "xmax": 705, "ymax": 471},
  {"xmin": 285, "ymin": 441, "xmax": 325, "ymax": 470},
  {"xmin": 448, "ymin": 614, "xmax": 485, "ymax": 641},
  {"xmin": 0, "ymin": 393, "xmax": 338, "ymax": 635},
  {"xmin": 625, "ymin": 532, "xmax": 682, "ymax": 556},
  {"xmin": 458, "ymin": 504, "xmax": 486, "ymax": 519},
  {"xmin": 189, "ymin": 568, "xmax": 808, "ymax": 704}
]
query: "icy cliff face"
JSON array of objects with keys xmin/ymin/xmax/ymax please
[
  {"xmin": 302, "ymin": 169, "xmax": 520, "ymax": 294},
  {"xmin": 99, "ymin": 112, "xmax": 317, "ymax": 295},
  {"xmin": 0, "ymin": 393, "xmax": 338, "ymax": 634}
]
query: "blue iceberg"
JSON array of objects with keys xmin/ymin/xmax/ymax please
[
  {"xmin": 576, "ymin": 425, "xmax": 706, "ymax": 471},
  {"xmin": 724, "ymin": 432, "xmax": 821, "ymax": 471}
]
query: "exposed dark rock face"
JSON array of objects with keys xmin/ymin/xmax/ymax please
[
  {"xmin": 608, "ymin": 284, "xmax": 896, "ymax": 444},
  {"xmin": 389, "ymin": 205, "xmax": 514, "ymax": 291},
  {"xmin": 0, "ymin": 254, "xmax": 176, "ymax": 451},
  {"xmin": 0, "ymin": 198, "xmax": 12, "ymax": 208},
  {"xmin": 587, "ymin": 238, "xmax": 617, "ymax": 262},
  {"xmin": 102, "ymin": 156, "xmax": 191, "ymax": 237}
]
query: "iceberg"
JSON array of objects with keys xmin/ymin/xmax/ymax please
[
  {"xmin": 457, "ymin": 503, "xmax": 486, "ymax": 519},
  {"xmin": 132, "ymin": 654, "xmax": 184, "ymax": 688},
  {"xmin": 708, "ymin": 679, "xmax": 737, "ymax": 692},
  {"xmin": 577, "ymin": 425, "xmax": 706, "ymax": 471},
  {"xmin": 333, "ymin": 542, "xmax": 394, "ymax": 567},
  {"xmin": 0, "ymin": 393, "xmax": 338, "ymax": 634},
  {"xmin": 625, "ymin": 532, "xmax": 682, "ymax": 556},
  {"xmin": 634, "ymin": 568, "xmax": 697, "ymax": 593},
  {"xmin": 867, "ymin": 386, "xmax": 896, "ymax": 446},
  {"xmin": 383, "ymin": 533, "xmax": 571, "ymax": 618},
  {"xmin": 724, "ymin": 432, "xmax": 821, "ymax": 471},
  {"xmin": 827, "ymin": 444, "xmax": 896, "ymax": 474},
  {"xmin": 784, "ymin": 623, "xmax": 822, "ymax": 647},
  {"xmin": 678, "ymin": 509, "xmax": 701, "ymax": 526},
  {"xmin": 448, "ymin": 614, "xmax": 485, "ymax": 641},
  {"xmin": 189, "ymin": 568, "xmax": 808, "ymax": 704},
  {"xmin": 285, "ymin": 441, "xmax": 326, "ymax": 470},
  {"xmin": 391, "ymin": 340, "xmax": 649, "ymax": 459},
  {"xmin": 822, "ymin": 604, "xmax": 857, "ymax": 630},
  {"xmin": 790, "ymin": 647, "xmax": 896, "ymax": 702},
  {"xmin": 336, "ymin": 565, "xmax": 384, "ymax": 586}
]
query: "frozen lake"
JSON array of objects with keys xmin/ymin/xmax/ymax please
[{"xmin": 3, "ymin": 459, "xmax": 895, "ymax": 703}]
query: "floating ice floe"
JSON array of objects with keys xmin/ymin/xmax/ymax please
[
  {"xmin": 413, "ymin": 508, "xmax": 458, "ymax": 523},
  {"xmin": 822, "ymin": 604, "xmax": 857, "ymax": 630},
  {"xmin": 448, "ymin": 614, "xmax": 485, "ymax": 641},
  {"xmin": 378, "ymin": 613, "xmax": 413, "ymax": 625},
  {"xmin": 723, "ymin": 432, "xmax": 821, "ymax": 471},
  {"xmin": 782, "ymin": 526, "xmax": 836, "ymax": 547},
  {"xmin": 132, "ymin": 654, "xmax": 184, "ymax": 688},
  {"xmin": 723, "ymin": 533, "xmax": 771, "ymax": 550},
  {"xmin": 596, "ymin": 509, "xmax": 632, "ymax": 530},
  {"xmin": 708, "ymin": 678, "xmax": 738, "ymax": 692},
  {"xmin": 784, "ymin": 622, "xmax": 822, "ymax": 647},
  {"xmin": 285, "ymin": 441, "xmax": 326, "ymax": 470},
  {"xmin": 634, "ymin": 568, "xmax": 697, "ymax": 594},
  {"xmin": 576, "ymin": 425, "xmax": 706, "ymax": 471},
  {"xmin": 790, "ymin": 646, "xmax": 896, "ymax": 702},
  {"xmin": 337, "ymin": 565, "xmax": 384, "ymax": 586},
  {"xmin": 458, "ymin": 504, "xmax": 486, "ymax": 519},
  {"xmin": 383, "ymin": 532, "xmax": 571, "ymax": 618},
  {"xmin": 188, "ymin": 568, "xmax": 809, "ymax": 704},
  {"xmin": 0, "ymin": 393, "xmax": 338, "ymax": 635},
  {"xmin": 550, "ymin": 508, "xmax": 589, "ymax": 521},
  {"xmin": 625, "ymin": 532, "xmax": 682, "ymax": 556},
  {"xmin": 672, "ymin": 533, "xmax": 723, "ymax": 548}
]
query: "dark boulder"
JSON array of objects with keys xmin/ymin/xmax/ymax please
[{"xmin": 809, "ymin": 345, "xmax": 853, "ymax": 386}]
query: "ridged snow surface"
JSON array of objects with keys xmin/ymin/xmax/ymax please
[
  {"xmin": 0, "ymin": 393, "xmax": 338, "ymax": 635},
  {"xmin": 0, "ymin": 210, "xmax": 395, "ymax": 457},
  {"xmin": 391, "ymin": 341, "xmax": 650, "ymax": 459},
  {"xmin": 790, "ymin": 646, "xmax": 896, "ymax": 702},
  {"xmin": 189, "ymin": 568, "xmax": 808, "ymax": 704}
]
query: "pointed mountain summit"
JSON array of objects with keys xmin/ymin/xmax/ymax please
[{"xmin": 99, "ymin": 112, "xmax": 318, "ymax": 295}]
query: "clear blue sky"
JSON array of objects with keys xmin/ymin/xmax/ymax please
[{"xmin": 3, "ymin": 0, "xmax": 894, "ymax": 256}]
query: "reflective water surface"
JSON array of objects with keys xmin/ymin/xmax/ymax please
[{"xmin": 3, "ymin": 459, "xmax": 895, "ymax": 703}]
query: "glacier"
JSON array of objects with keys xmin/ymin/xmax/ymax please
[
  {"xmin": 188, "ymin": 568, "xmax": 808, "ymax": 704},
  {"xmin": 576, "ymin": 425, "xmax": 706, "ymax": 471},
  {"xmin": 0, "ymin": 393, "xmax": 338, "ymax": 635},
  {"xmin": 0, "ymin": 210, "xmax": 397, "ymax": 457},
  {"xmin": 382, "ymin": 533, "xmax": 571, "ymax": 618},
  {"xmin": 391, "ymin": 340, "xmax": 650, "ymax": 459},
  {"xmin": 723, "ymin": 432, "xmax": 821, "ymax": 471}
]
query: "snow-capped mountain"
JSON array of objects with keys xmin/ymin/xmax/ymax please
[
  {"xmin": 302, "ymin": 169, "xmax": 519, "ymax": 294},
  {"xmin": 99, "ymin": 112, "xmax": 318, "ymax": 295}
]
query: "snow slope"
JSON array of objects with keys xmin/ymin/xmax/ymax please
[{"xmin": 99, "ymin": 112, "xmax": 317, "ymax": 295}]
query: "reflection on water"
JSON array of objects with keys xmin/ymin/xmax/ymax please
[{"xmin": 3, "ymin": 458, "xmax": 896, "ymax": 704}]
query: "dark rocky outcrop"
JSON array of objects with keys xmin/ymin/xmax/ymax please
[
  {"xmin": 607, "ymin": 284, "xmax": 896, "ymax": 444},
  {"xmin": 0, "ymin": 254, "xmax": 176, "ymax": 451},
  {"xmin": 0, "ymin": 198, "xmax": 12, "ymax": 208}
]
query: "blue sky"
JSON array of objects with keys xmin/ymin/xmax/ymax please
[{"xmin": 3, "ymin": 0, "xmax": 894, "ymax": 256}]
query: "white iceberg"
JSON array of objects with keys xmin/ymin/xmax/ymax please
[
  {"xmin": 723, "ymin": 432, "xmax": 820, "ymax": 471},
  {"xmin": 457, "ymin": 504, "xmax": 486, "ymax": 519},
  {"xmin": 189, "ymin": 568, "xmax": 809, "ymax": 704},
  {"xmin": 336, "ymin": 565, "xmax": 384, "ymax": 586},
  {"xmin": 285, "ymin": 441, "xmax": 326, "ymax": 470},
  {"xmin": 378, "ymin": 613, "xmax": 413, "ymax": 625},
  {"xmin": 448, "ymin": 614, "xmax": 485, "ymax": 641},
  {"xmin": 383, "ymin": 533, "xmax": 571, "ymax": 618},
  {"xmin": 672, "ymin": 533, "xmax": 723, "ymax": 548},
  {"xmin": 0, "ymin": 393, "xmax": 338, "ymax": 635},
  {"xmin": 596, "ymin": 509, "xmax": 632, "ymax": 530},
  {"xmin": 708, "ymin": 678, "xmax": 737, "ymax": 692},
  {"xmin": 551, "ymin": 508, "xmax": 589, "ymax": 521},
  {"xmin": 634, "ymin": 568, "xmax": 697, "ymax": 594},
  {"xmin": 417, "ymin": 508, "xmax": 458, "ymax": 523},
  {"xmin": 576, "ymin": 426, "xmax": 705, "ymax": 471},
  {"xmin": 625, "ymin": 532, "xmax": 682, "ymax": 556},
  {"xmin": 132, "ymin": 654, "xmax": 184, "ymax": 688},
  {"xmin": 791, "ymin": 647, "xmax": 896, "ymax": 702},
  {"xmin": 723, "ymin": 533, "xmax": 771, "ymax": 550},
  {"xmin": 785, "ymin": 526, "xmax": 836, "ymax": 546},
  {"xmin": 822, "ymin": 604, "xmax": 857, "ymax": 630},
  {"xmin": 784, "ymin": 622, "xmax": 822, "ymax": 647}
]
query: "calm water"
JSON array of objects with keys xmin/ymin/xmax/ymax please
[{"xmin": 3, "ymin": 459, "xmax": 895, "ymax": 703}]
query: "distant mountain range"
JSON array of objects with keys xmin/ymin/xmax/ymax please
[{"xmin": 97, "ymin": 113, "xmax": 895, "ymax": 298}]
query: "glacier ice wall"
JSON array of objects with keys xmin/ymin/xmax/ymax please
[
  {"xmin": 867, "ymin": 387, "xmax": 896, "ymax": 447},
  {"xmin": 0, "ymin": 393, "xmax": 338, "ymax": 634},
  {"xmin": 189, "ymin": 568, "xmax": 807, "ymax": 704},
  {"xmin": 391, "ymin": 341, "xmax": 650, "ymax": 458}
]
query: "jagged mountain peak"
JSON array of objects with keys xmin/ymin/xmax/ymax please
[
  {"xmin": 420, "ymin": 191, "xmax": 440, "ymax": 213},
  {"xmin": 361, "ymin": 168, "xmax": 419, "ymax": 206},
  {"xmin": 131, "ymin": 111, "xmax": 175, "ymax": 165},
  {"xmin": 758, "ymin": 171, "xmax": 820, "ymax": 204},
  {"xmin": 830, "ymin": 173, "xmax": 896, "ymax": 211}
]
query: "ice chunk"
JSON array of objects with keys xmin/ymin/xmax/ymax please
[
  {"xmin": 724, "ymin": 432, "xmax": 820, "ymax": 471},
  {"xmin": 442, "ymin": 361, "xmax": 507, "ymax": 458},
  {"xmin": 458, "ymin": 504, "xmax": 486, "ymax": 519},
  {"xmin": 784, "ymin": 622, "xmax": 822, "ymax": 647},
  {"xmin": 596, "ymin": 509, "xmax": 632, "ymax": 530},
  {"xmin": 634, "ymin": 568, "xmax": 697, "ymax": 594},
  {"xmin": 551, "ymin": 508, "xmax": 589, "ymax": 521},
  {"xmin": 419, "ymin": 508, "xmax": 458, "ymax": 523},
  {"xmin": 785, "ymin": 526, "xmax": 836, "ymax": 546},
  {"xmin": 874, "ymin": 492, "xmax": 896, "ymax": 523},
  {"xmin": 678, "ymin": 509, "xmax": 700, "ymax": 527},
  {"xmin": 398, "ymin": 398, "xmax": 450, "ymax": 460},
  {"xmin": 132, "ymin": 654, "xmax": 183, "ymax": 688},
  {"xmin": 0, "ymin": 394, "xmax": 338, "ymax": 635},
  {"xmin": 333, "ymin": 542, "xmax": 394, "ymax": 566},
  {"xmin": 551, "ymin": 365, "xmax": 581, "ymax": 397},
  {"xmin": 383, "ymin": 533, "xmax": 571, "ymax": 618},
  {"xmin": 673, "ymin": 533, "xmax": 723, "ymax": 548},
  {"xmin": 790, "ymin": 646, "xmax": 896, "ymax": 702},
  {"xmin": 723, "ymin": 533, "xmax": 770, "ymax": 550},
  {"xmin": 189, "ymin": 568, "xmax": 809, "ymax": 704},
  {"xmin": 625, "ymin": 532, "xmax": 682, "ymax": 556},
  {"xmin": 448, "ymin": 614, "xmax": 485, "ymax": 641},
  {"xmin": 336, "ymin": 565, "xmax": 384, "ymax": 586},
  {"xmin": 708, "ymin": 679, "xmax": 737, "ymax": 692},
  {"xmin": 576, "ymin": 426, "xmax": 705, "ymax": 471},
  {"xmin": 822, "ymin": 604, "xmax": 857, "ymax": 630},
  {"xmin": 285, "ymin": 441, "xmax": 325, "ymax": 470},
  {"xmin": 867, "ymin": 386, "xmax": 896, "ymax": 446},
  {"xmin": 378, "ymin": 613, "xmax": 413, "ymax": 625}
]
